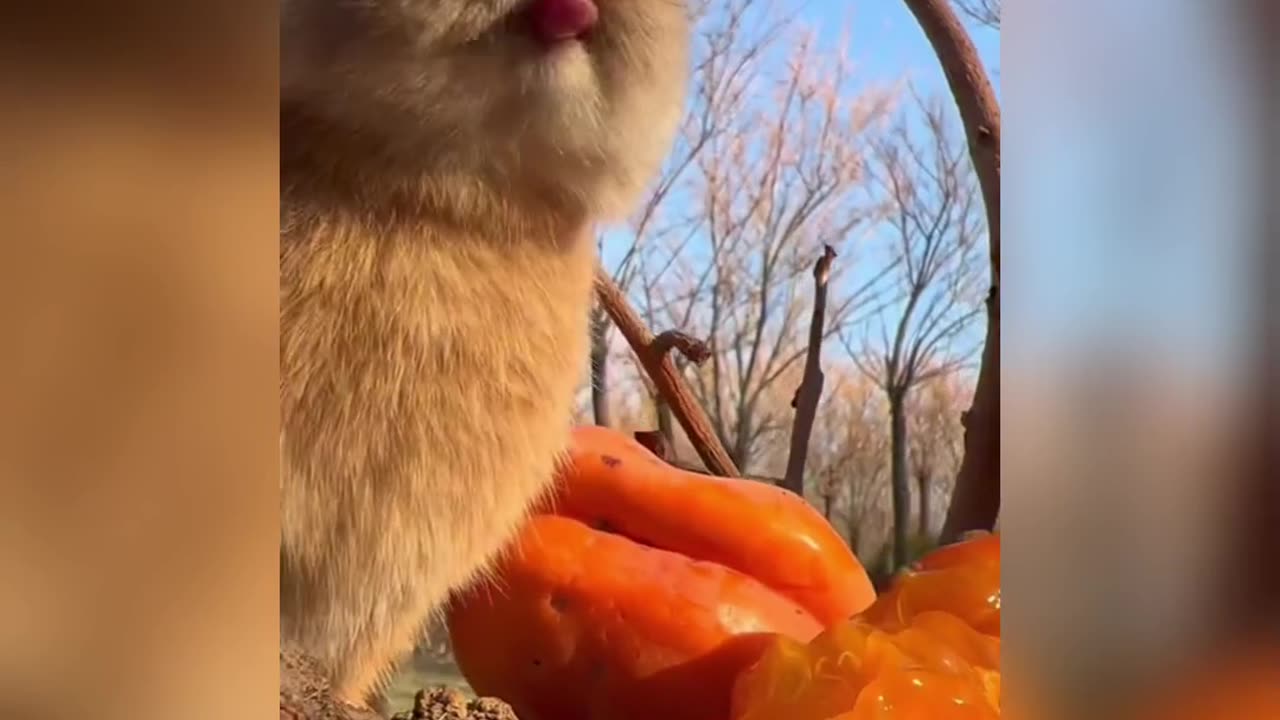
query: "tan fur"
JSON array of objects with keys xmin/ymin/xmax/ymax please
[{"xmin": 279, "ymin": 0, "xmax": 689, "ymax": 709}]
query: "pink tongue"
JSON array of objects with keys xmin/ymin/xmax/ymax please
[{"xmin": 526, "ymin": 0, "xmax": 599, "ymax": 42}]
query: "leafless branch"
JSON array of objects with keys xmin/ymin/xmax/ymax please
[
  {"xmin": 594, "ymin": 268, "xmax": 740, "ymax": 476},
  {"xmin": 652, "ymin": 331, "xmax": 712, "ymax": 363},
  {"xmin": 782, "ymin": 245, "xmax": 837, "ymax": 495},
  {"xmin": 900, "ymin": 0, "xmax": 1001, "ymax": 542},
  {"xmin": 637, "ymin": 26, "xmax": 894, "ymax": 471}
]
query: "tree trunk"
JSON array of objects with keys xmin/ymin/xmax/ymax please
[
  {"xmin": 940, "ymin": 288, "xmax": 1000, "ymax": 540},
  {"xmin": 783, "ymin": 245, "xmax": 836, "ymax": 499},
  {"xmin": 902, "ymin": 0, "xmax": 1002, "ymax": 543},
  {"xmin": 590, "ymin": 311, "xmax": 610, "ymax": 427},
  {"xmin": 917, "ymin": 470, "xmax": 931, "ymax": 537},
  {"xmin": 731, "ymin": 415, "xmax": 752, "ymax": 474},
  {"xmin": 889, "ymin": 391, "xmax": 911, "ymax": 569}
]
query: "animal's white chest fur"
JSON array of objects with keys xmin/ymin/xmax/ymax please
[{"xmin": 279, "ymin": 220, "xmax": 595, "ymax": 621}]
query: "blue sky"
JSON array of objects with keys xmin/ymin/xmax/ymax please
[
  {"xmin": 600, "ymin": 0, "xmax": 1001, "ymax": 371},
  {"xmin": 597, "ymin": 0, "xmax": 1255, "ymax": 398},
  {"xmin": 799, "ymin": 0, "xmax": 1000, "ymax": 100}
]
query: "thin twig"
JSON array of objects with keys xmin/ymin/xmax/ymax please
[
  {"xmin": 652, "ymin": 331, "xmax": 712, "ymax": 364},
  {"xmin": 594, "ymin": 266, "xmax": 741, "ymax": 477},
  {"xmin": 782, "ymin": 245, "xmax": 837, "ymax": 496},
  {"xmin": 902, "ymin": 0, "xmax": 1001, "ymax": 541}
]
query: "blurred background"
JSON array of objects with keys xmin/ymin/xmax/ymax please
[{"xmin": 0, "ymin": 0, "xmax": 1274, "ymax": 718}]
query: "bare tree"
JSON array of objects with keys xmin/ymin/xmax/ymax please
[
  {"xmin": 907, "ymin": 372, "xmax": 970, "ymax": 537},
  {"xmin": 845, "ymin": 94, "xmax": 985, "ymax": 570},
  {"xmin": 814, "ymin": 466, "xmax": 841, "ymax": 522},
  {"xmin": 846, "ymin": 453, "xmax": 889, "ymax": 556},
  {"xmin": 952, "ymin": 0, "xmax": 1000, "ymax": 30},
  {"xmin": 900, "ymin": 0, "xmax": 1002, "ymax": 544},
  {"xmin": 806, "ymin": 370, "xmax": 890, "ymax": 555},
  {"xmin": 637, "ymin": 28, "xmax": 896, "ymax": 474},
  {"xmin": 589, "ymin": 0, "xmax": 791, "ymax": 429}
]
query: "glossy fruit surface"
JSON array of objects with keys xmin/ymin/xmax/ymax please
[
  {"xmin": 447, "ymin": 426, "xmax": 876, "ymax": 720},
  {"xmin": 730, "ymin": 533, "xmax": 1002, "ymax": 720}
]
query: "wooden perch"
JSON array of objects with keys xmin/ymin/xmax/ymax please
[
  {"xmin": 902, "ymin": 0, "xmax": 1002, "ymax": 541},
  {"xmin": 594, "ymin": 267, "xmax": 741, "ymax": 477},
  {"xmin": 781, "ymin": 245, "xmax": 837, "ymax": 496}
]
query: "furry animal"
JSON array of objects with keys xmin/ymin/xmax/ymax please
[{"xmin": 279, "ymin": 0, "xmax": 689, "ymax": 709}]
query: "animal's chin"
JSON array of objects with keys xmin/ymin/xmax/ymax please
[
  {"xmin": 515, "ymin": 53, "xmax": 606, "ymax": 132},
  {"xmin": 528, "ymin": 36, "xmax": 594, "ymax": 78},
  {"xmin": 498, "ymin": 127, "xmax": 635, "ymax": 218}
]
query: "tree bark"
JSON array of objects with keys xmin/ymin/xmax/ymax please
[
  {"xmin": 589, "ymin": 310, "xmax": 611, "ymax": 427},
  {"xmin": 902, "ymin": 0, "xmax": 1002, "ymax": 543},
  {"xmin": 731, "ymin": 416, "xmax": 752, "ymax": 475},
  {"xmin": 901, "ymin": 0, "xmax": 1000, "ymax": 275},
  {"xmin": 941, "ymin": 287, "xmax": 1000, "ymax": 540},
  {"xmin": 889, "ymin": 391, "xmax": 911, "ymax": 569}
]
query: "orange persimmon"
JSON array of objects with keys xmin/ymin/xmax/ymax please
[
  {"xmin": 860, "ymin": 532, "xmax": 1000, "ymax": 637},
  {"xmin": 551, "ymin": 425, "xmax": 876, "ymax": 625},
  {"xmin": 915, "ymin": 531, "xmax": 1000, "ymax": 573},
  {"xmin": 730, "ymin": 614, "xmax": 1000, "ymax": 720},
  {"xmin": 730, "ymin": 534, "xmax": 1003, "ymax": 720},
  {"xmin": 446, "ymin": 426, "xmax": 876, "ymax": 720},
  {"xmin": 448, "ymin": 514, "xmax": 825, "ymax": 720}
]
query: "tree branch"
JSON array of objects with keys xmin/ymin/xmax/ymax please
[
  {"xmin": 782, "ymin": 245, "xmax": 837, "ymax": 496},
  {"xmin": 941, "ymin": 285, "xmax": 999, "ymax": 540},
  {"xmin": 594, "ymin": 266, "xmax": 741, "ymax": 477},
  {"xmin": 902, "ymin": 0, "xmax": 1001, "ymax": 542},
  {"xmin": 652, "ymin": 330, "xmax": 712, "ymax": 363}
]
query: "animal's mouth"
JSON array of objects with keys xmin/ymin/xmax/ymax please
[{"xmin": 521, "ymin": 0, "xmax": 600, "ymax": 46}]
